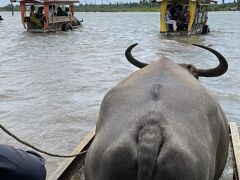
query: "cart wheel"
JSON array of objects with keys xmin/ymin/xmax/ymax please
[{"xmin": 62, "ymin": 23, "xmax": 73, "ymax": 31}]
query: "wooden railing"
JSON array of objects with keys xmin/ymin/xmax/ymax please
[{"xmin": 48, "ymin": 16, "xmax": 74, "ymax": 24}]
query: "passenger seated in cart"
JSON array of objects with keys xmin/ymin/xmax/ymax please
[
  {"xmin": 35, "ymin": 7, "xmax": 45, "ymax": 28},
  {"xmin": 196, "ymin": 3, "xmax": 204, "ymax": 23},
  {"xmin": 65, "ymin": 7, "xmax": 72, "ymax": 16},
  {"xmin": 35, "ymin": 7, "xmax": 44, "ymax": 20},
  {"xmin": 166, "ymin": 5, "xmax": 177, "ymax": 32},
  {"xmin": 182, "ymin": 5, "xmax": 190, "ymax": 30},
  {"xmin": 175, "ymin": 5, "xmax": 189, "ymax": 31},
  {"xmin": 0, "ymin": 144, "xmax": 46, "ymax": 180},
  {"xmin": 30, "ymin": 5, "xmax": 35, "ymax": 17},
  {"xmin": 197, "ymin": 3, "xmax": 203, "ymax": 14},
  {"xmin": 57, "ymin": 7, "xmax": 67, "ymax": 16},
  {"xmin": 49, "ymin": 5, "xmax": 57, "ymax": 17},
  {"xmin": 169, "ymin": 1, "xmax": 181, "ymax": 19},
  {"xmin": 29, "ymin": 5, "xmax": 44, "ymax": 28}
]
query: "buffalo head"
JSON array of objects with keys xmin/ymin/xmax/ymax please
[{"xmin": 125, "ymin": 43, "xmax": 228, "ymax": 79}]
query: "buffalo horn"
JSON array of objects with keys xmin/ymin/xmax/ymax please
[
  {"xmin": 125, "ymin": 43, "xmax": 148, "ymax": 68},
  {"xmin": 125, "ymin": 43, "xmax": 228, "ymax": 78},
  {"xmin": 192, "ymin": 44, "xmax": 228, "ymax": 77}
]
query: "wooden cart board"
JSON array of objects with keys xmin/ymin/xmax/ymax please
[
  {"xmin": 229, "ymin": 122, "xmax": 240, "ymax": 180},
  {"xmin": 49, "ymin": 128, "xmax": 95, "ymax": 180}
]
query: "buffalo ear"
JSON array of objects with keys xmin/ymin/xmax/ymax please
[
  {"xmin": 188, "ymin": 64, "xmax": 199, "ymax": 79},
  {"xmin": 179, "ymin": 64, "xmax": 199, "ymax": 79}
]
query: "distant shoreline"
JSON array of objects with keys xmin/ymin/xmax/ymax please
[{"xmin": 0, "ymin": 2, "xmax": 239, "ymax": 12}]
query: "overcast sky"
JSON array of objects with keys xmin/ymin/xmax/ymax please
[
  {"xmin": 0, "ymin": 0, "xmax": 138, "ymax": 6},
  {"xmin": 0, "ymin": 0, "xmax": 233, "ymax": 7}
]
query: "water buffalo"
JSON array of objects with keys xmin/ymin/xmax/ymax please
[{"xmin": 85, "ymin": 43, "xmax": 229, "ymax": 180}]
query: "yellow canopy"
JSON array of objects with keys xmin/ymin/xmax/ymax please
[{"xmin": 160, "ymin": 0, "xmax": 197, "ymax": 33}]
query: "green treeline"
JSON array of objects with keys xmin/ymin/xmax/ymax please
[
  {"xmin": 76, "ymin": 1, "xmax": 160, "ymax": 12},
  {"xmin": 0, "ymin": 1, "xmax": 239, "ymax": 12},
  {"xmin": 75, "ymin": 1, "xmax": 240, "ymax": 12},
  {"xmin": 208, "ymin": 2, "xmax": 240, "ymax": 11}
]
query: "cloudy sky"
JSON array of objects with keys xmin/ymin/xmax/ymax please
[
  {"xmin": 0, "ymin": 0, "xmax": 233, "ymax": 6},
  {"xmin": 0, "ymin": 0, "xmax": 11, "ymax": 7}
]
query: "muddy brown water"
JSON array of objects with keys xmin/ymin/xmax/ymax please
[{"xmin": 0, "ymin": 11, "xmax": 239, "ymax": 179}]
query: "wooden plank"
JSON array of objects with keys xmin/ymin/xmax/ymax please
[
  {"xmin": 48, "ymin": 16, "xmax": 74, "ymax": 24},
  {"xmin": 49, "ymin": 128, "xmax": 95, "ymax": 180},
  {"xmin": 229, "ymin": 122, "xmax": 240, "ymax": 180}
]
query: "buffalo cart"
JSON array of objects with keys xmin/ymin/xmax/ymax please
[
  {"xmin": 17, "ymin": 0, "xmax": 82, "ymax": 32},
  {"xmin": 154, "ymin": 0, "xmax": 216, "ymax": 34}
]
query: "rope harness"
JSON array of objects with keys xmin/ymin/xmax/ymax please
[{"xmin": 0, "ymin": 124, "xmax": 88, "ymax": 158}]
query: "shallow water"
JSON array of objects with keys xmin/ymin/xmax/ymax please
[{"xmin": 0, "ymin": 11, "xmax": 239, "ymax": 179}]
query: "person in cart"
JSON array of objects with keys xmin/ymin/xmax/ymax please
[
  {"xmin": 30, "ymin": 5, "xmax": 45, "ymax": 28},
  {"xmin": 0, "ymin": 144, "xmax": 46, "ymax": 180}
]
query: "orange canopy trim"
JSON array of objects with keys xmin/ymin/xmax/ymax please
[{"xmin": 19, "ymin": 0, "xmax": 79, "ymax": 3}]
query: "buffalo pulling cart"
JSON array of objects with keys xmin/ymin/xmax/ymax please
[
  {"xmin": 0, "ymin": 43, "xmax": 240, "ymax": 180},
  {"xmin": 49, "ymin": 44, "xmax": 239, "ymax": 180}
]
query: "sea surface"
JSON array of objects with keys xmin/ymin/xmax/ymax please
[{"xmin": 0, "ymin": 11, "xmax": 239, "ymax": 179}]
